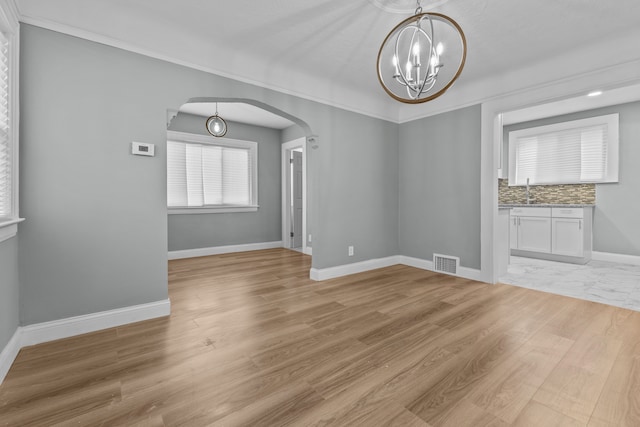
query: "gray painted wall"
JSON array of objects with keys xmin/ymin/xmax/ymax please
[
  {"xmin": 0, "ymin": 237, "xmax": 19, "ymax": 351},
  {"xmin": 399, "ymin": 105, "xmax": 482, "ymax": 269},
  {"xmin": 503, "ymin": 101, "xmax": 640, "ymax": 256},
  {"xmin": 167, "ymin": 113, "xmax": 282, "ymax": 251},
  {"xmin": 18, "ymin": 24, "xmax": 399, "ymax": 324},
  {"xmin": 317, "ymin": 111, "xmax": 399, "ymax": 265},
  {"xmin": 282, "ymin": 124, "xmax": 305, "ymax": 142}
]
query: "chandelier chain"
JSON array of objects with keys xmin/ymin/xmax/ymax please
[{"xmin": 415, "ymin": 0, "xmax": 422, "ymax": 15}]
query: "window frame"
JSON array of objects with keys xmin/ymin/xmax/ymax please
[
  {"xmin": 166, "ymin": 130, "xmax": 259, "ymax": 215},
  {"xmin": 0, "ymin": 0, "xmax": 22, "ymax": 244},
  {"xmin": 508, "ymin": 113, "xmax": 619, "ymax": 186}
]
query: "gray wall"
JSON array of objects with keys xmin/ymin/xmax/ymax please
[
  {"xmin": 503, "ymin": 101, "xmax": 640, "ymax": 257},
  {"xmin": 282, "ymin": 124, "xmax": 305, "ymax": 142},
  {"xmin": 167, "ymin": 113, "xmax": 282, "ymax": 251},
  {"xmin": 0, "ymin": 237, "xmax": 19, "ymax": 351},
  {"xmin": 399, "ymin": 105, "xmax": 482, "ymax": 269},
  {"xmin": 18, "ymin": 24, "xmax": 399, "ymax": 325},
  {"xmin": 316, "ymin": 111, "xmax": 399, "ymax": 266}
]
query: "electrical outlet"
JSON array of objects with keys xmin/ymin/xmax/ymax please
[
  {"xmin": 348, "ymin": 246, "xmax": 354, "ymax": 256},
  {"xmin": 308, "ymin": 234, "xmax": 312, "ymax": 243}
]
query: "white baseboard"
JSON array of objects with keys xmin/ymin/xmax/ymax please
[
  {"xmin": 303, "ymin": 247, "xmax": 313, "ymax": 256},
  {"xmin": 398, "ymin": 256, "xmax": 484, "ymax": 282},
  {"xmin": 592, "ymin": 251, "xmax": 640, "ymax": 266},
  {"xmin": 0, "ymin": 298, "xmax": 171, "ymax": 385},
  {"xmin": 20, "ymin": 299, "xmax": 171, "ymax": 348},
  {"xmin": 0, "ymin": 328, "xmax": 22, "ymax": 385},
  {"xmin": 310, "ymin": 256, "xmax": 402, "ymax": 281},
  {"xmin": 310, "ymin": 254, "xmax": 484, "ymax": 283},
  {"xmin": 168, "ymin": 241, "xmax": 283, "ymax": 260}
]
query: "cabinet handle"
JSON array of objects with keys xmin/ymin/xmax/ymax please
[{"xmin": 579, "ymin": 220, "xmax": 582, "ymax": 230}]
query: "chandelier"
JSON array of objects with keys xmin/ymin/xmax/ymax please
[
  {"xmin": 205, "ymin": 103, "xmax": 228, "ymax": 137},
  {"xmin": 376, "ymin": 0, "xmax": 466, "ymax": 103}
]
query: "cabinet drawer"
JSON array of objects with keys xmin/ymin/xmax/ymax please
[
  {"xmin": 511, "ymin": 207, "xmax": 551, "ymax": 217},
  {"xmin": 552, "ymin": 207, "xmax": 584, "ymax": 218}
]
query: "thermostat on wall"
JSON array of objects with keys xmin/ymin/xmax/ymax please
[{"xmin": 132, "ymin": 141, "xmax": 155, "ymax": 157}]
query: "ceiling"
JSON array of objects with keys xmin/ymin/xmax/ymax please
[
  {"xmin": 16, "ymin": 0, "xmax": 640, "ymax": 122},
  {"xmin": 179, "ymin": 102, "xmax": 295, "ymax": 130}
]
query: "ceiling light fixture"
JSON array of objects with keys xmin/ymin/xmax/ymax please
[
  {"xmin": 377, "ymin": 0, "xmax": 466, "ymax": 104},
  {"xmin": 587, "ymin": 90, "xmax": 603, "ymax": 97},
  {"xmin": 206, "ymin": 103, "xmax": 228, "ymax": 137}
]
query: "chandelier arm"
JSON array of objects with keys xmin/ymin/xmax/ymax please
[
  {"xmin": 415, "ymin": 15, "xmax": 435, "ymax": 97},
  {"xmin": 394, "ymin": 26, "xmax": 414, "ymax": 88}
]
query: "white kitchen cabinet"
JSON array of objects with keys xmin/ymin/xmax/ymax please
[
  {"xmin": 510, "ymin": 206, "xmax": 593, "ymax": 264},
  {"xmin": 510, "ymin": 207, "xmax": 551, "ymax": 253},
  {"xmin": 518, "ymin": 216, "xmax": 552, "ymax": 253},
  {"xmin": 552, "ymin": 217, "xmax": 583, "ymax": 257}
]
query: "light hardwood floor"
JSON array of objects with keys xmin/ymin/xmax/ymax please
[{"xmin": 1, "ymin": 248, "xmax": 639, "ymax": 426}]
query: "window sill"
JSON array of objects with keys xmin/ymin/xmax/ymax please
[
  {"xmin": 0, "ymin": 218, "xmax": 25, "ymax": 243},
  {"xmin": 168, "ymin": 206, "xmax": 259, "ymax": 215}
]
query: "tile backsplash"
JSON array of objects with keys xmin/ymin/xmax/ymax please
[{"xmin": 498, "ymin": 179, "xmax": 596, "ymax": 205}]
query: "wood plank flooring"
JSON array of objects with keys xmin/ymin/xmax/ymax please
[{"xmin": 1, "ymin": 248, "xmax": 639, "ymax": 426}]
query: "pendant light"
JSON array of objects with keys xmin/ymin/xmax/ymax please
[
  {"xmin": 377, "ymin": 0, "xmax": 466, "ymax": 103},
  {"xmin": 206, "ymin": 103, "xmax": 228, "ymax": 137}
]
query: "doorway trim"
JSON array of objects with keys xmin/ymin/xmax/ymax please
[{"xmin": 282, "ymin": 137, "xmax": 309, "ymax": 255}]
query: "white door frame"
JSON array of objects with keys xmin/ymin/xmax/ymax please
[{"xmin": 282, "ymin": 138, "xmax": 309, "ymax": 255}]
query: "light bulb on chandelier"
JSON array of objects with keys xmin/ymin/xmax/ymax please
[
  {"xmin": 206, "ymin": 102, "xmax": 228, "ymax": 137},
  {"xmin": 377, "ymin": 0, "xmax": 466, "ymax": 104}
]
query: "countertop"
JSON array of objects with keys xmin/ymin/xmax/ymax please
[{"xmin": 499, "ymin": 204, "xmax": 595, "ymax": 208}]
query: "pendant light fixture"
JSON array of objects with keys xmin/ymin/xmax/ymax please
[
  {"xmin": 206, "ymin": 103, "xmax": 228, "ymax": 137},
  {"xmin": 377, "ymin": 0, "xmax": 466, "ymax": 103}
]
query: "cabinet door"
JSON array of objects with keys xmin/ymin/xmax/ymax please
[
  {"xmin": 510, "ymin": 215, "xmax": 519, "ymax": 249},
  {"xmin": 518, "ymin": 217, "xmax": 551, "ymax": 253},
  {"xmin": 552, "ymin": 217, "xmax": 584, "ymax": 257}
]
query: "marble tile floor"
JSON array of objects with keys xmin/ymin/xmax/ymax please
[{"xmin": 499, "ymin": 256, "xmax": 640, "ymax": 312}]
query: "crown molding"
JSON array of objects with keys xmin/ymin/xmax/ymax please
[
  {"xmin": 18, "ymin": 15, "xmax": 399, "ymax": 123},
  {"xmin": 16, "ymin": 11, "xmax": 640, "ymax": 126}
]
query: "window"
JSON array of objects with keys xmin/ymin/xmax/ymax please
[
  {"xmin": 508, "ymin": 114, "xmax": 619, "ymax": 186},
  {"xmin": 167, "ymin": 131, "xmax": 258, "ymax": 213},
  {"xmin": 0, "ymin": 3, "xmax": 21, "ymax": 243}
]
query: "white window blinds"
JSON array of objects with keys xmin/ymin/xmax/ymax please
[
  {"xmin": 167, "ymin": 132, "xmax": 257, "ymax": 209},
  {"xmin": 509, "ymin": 114, "xmax": 619, "ymax": 186},
  {"xmin": 0, "ymin": 31, "xmax": 10, "ymax": 219}
]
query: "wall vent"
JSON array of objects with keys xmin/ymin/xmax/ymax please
[{"xmin": 433, "ymin": 254, "xmax": 459, "ymax": 275}]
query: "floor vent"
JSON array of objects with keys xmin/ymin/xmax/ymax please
[{"xmin": 433, "ymin": 254, "xmax": 459, "ymax": 275}]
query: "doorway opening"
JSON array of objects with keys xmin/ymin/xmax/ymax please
[
  {"xmin": 490, "ymin": 82, "xmax": 640, "ymax": 311},
  {"xmin": 282, "ymin": 138, "xmax": 309, "ymax": 255},
  {"xmin": 166, "ymin": 97, "xmax": 316, "ymax": 264}
]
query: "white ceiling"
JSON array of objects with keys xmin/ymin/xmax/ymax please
[
  {"xmin": 179, "ymin": 102, "xmax": 295, "ymax": 130},
  {"xmin": 16, "ymin": 0, "xmax": 640, "ymax": 122}
]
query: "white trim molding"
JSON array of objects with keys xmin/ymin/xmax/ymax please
[
  {"xmin": 310, "ymin": 256, "xmax": 402, "ymax": 281},
  {"xmin": 281, "ymin": 138, "xmax": 308, "ymax": 255},
  {"xmin": 0, "ymin": 298, "xmax": 170, "ymax": 385},
  {"xmin": 399, "ymin": 255, "xmax": 484, "ymax": 282},
  {"xmin": 309, "ymin": 255, "xmax": 484, "ymax": 283},
  {"xmin": 0, "ymin": 327, "xmax": 21, "ymax": 384},
  {"xmin": 168, "ymin": 241, "xmax": 283, "ymax": 260},
  {"xmin": 592, "ymin": 251, "xmax": 640, "ymax": 266},
  {"xmin": 0, "ymin": 217, "xmax": 24, "ymax": 243},
  {"xmin": 19, "ymin": 299, "xmax": 171, "ymax": 348}
]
